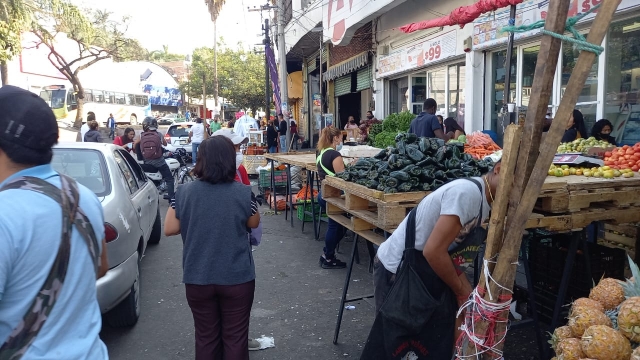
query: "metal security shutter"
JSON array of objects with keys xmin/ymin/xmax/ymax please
[
  {"xmin": 334, "ymin": 76, "xmax": 351, "ymax": 97},
  {"xmin": 356, "ymin": 66, "xmax": 371, "ymax": 91},
  {"xmin": 307, "ymin": 57, "xmax": 317, "ymax": 73}
]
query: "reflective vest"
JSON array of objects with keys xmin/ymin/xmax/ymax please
[{"xmin": 316, "ymin": 148, "xmax": 336, "ymax": 177}]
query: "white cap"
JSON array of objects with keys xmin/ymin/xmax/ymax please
[{"xmin": 212, "ymin": 129, "xmax": 248, "ymax": 145}]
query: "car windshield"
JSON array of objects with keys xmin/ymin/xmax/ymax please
[
  {"xmin": 51, "ymin": 149, "xmax": 110, "ymax": 196},
  {"xmin": 168, "ymin": 125, "xmax": 192, "ymax": 138}
]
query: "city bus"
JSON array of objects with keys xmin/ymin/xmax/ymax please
[{"xmin": 39, "ymin": 85, "xmax": 151, "ymax": 125}]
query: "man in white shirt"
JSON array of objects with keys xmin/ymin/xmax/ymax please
[
  {"xmin": 79, "ymin": 113, "xmax": 94, "ymax": 142},
  {"xmin": 188, "ymin": 118, "xmax": 207, "ymax": 165}
]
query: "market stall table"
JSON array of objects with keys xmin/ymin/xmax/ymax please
[
  {"xmin": 264, "ymin": 153, "xmax": 318, "ymax": 227},
  {"xmin": 321, "ymin": 174, "xmax": 640, "ymax": 350}
]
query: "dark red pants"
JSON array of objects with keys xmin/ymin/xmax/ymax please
[{"xmin": 185, "ymin": 281, "xmax": 255, "ymax": 360}]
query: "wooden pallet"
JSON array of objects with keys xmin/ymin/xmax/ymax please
[
  {"xmin": 536, "ymin": 176, "xmax": 640, "ymax": 213},
  {"xmin": 326, "ymin": 213, "xmax": 388, "ymax": 246},
  {"xmin": 525, "ymin": 205, "xmax": 640, "ymax": 231},
  {"xmin": 323, "ymin": 176, "xmax": 429, "ymax": 204}
]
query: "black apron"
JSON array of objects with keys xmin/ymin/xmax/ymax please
[{"xmin": 360, "ymin": 179, "xmax": 486, "ymax": 360}]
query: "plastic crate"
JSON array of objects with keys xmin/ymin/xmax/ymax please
[
  {"xmin": 259, "ymin": 170, "xmax": 288, "ymax": 188},
  {"xmin": 528, "ymin": 236, "xmax": 625, "ymax": 324}
]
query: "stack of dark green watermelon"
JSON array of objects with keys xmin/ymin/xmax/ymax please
[{"xmin": 336, "ymin": 133, "xmax": 494, "ymax": 194}]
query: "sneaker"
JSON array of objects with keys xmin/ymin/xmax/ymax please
[
  {"xmin": 319, "ymin": 255, "xmax": 346, "ymax": 269},
  {"xmin": 248, "ymin": 338, "xmax": 261, "ymax": 351}
]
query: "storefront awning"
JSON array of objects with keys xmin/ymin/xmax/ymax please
[{"xmin": 323, "ymin": 52, "xmax": 368, "ymax": 81}]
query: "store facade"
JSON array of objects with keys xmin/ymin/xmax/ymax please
[
  {"xmin": 374, "ymin": 0, "xmax": 640, "ymax": 145},
  {"xmin": 473, "ymin": 0, "xmax": 640, "ymax": 144},
  {"xmin": 373, "ymin": 0, "xmax": 475, "ymax": 132}
]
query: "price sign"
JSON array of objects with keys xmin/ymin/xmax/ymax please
[{"xmin": 425, "ymin": 41, "xmax": 442, "ymax": 62}]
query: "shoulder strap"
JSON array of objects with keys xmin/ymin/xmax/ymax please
[
  {"xmin": 316, "ymin": 148, "xmax": 336, "ymax": 177},
  {"xmin": 0, "ymin": 174, "xmax": 100, "ymax": 358},
  {"xmin": 403, "ymin": 208, "xmax": 418, "ymax": 265},
  {"xmin": 466, "ymin": 178, "xmax": 484, "ymax": 227}
]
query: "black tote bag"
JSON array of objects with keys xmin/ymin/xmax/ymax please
[{"xmin": 360, "ymin": 208, "xmax": 457, "ymax": 360}]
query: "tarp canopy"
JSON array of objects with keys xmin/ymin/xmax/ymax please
[
  {"xmin": 400, "ymin": 0, "xmax": 523, "ymax": 33},
  {"xmin": 234, "ymin": 115, "xmax": 260, "ymax": 138}
]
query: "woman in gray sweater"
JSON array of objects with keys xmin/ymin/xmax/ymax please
[{"xmin": 164, "ymin": 136, "xmax": 260, "ymax": 360}]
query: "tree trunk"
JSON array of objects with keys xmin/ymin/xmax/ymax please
[
  {"xmin": 0, "ymin": 60, "xmax": 8, "ymax": 86},
  {"xmin": 74, "ymin": 97, "xmax": 84, "ymax": 129}
]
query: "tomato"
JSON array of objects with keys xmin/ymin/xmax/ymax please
[
  {"xmin": 623, "ymin": 145, "xmax": 630, "ymax": 150},
  {"xmin": 631, "ymin": 155, "xmax": 640, "ymax": 162},
  {"xmin": 625, "ymin": 154, "xmax": 632, "ymax": 160},
  {"xmin": 633, "ymin": 165, "xmax": 639, "ymax": 172},
  {"xmin": 629, "ymin": 160, "xmax": 636, "ymax": 166},
  {"xmin": 627, "ymin": 149, "xmax": 635, "ymax": 155},
  {"xmin": 604, "ymin": 160, "xmax": 612, "ymax": 166},
  {"xmin": 605, "ymin": 151, "xmax": 613, "ymax": 157},
  {"xmin": 621, "ymin": 164, "xmax": 631, "ymax": 169}
]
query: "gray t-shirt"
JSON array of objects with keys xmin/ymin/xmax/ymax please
[
  {"xmin": 376, "ymin": 178, "xmax": 490, "ymax": 275},
  {"xmin": 174, "ymin": 180, "xmax": 255, "ymax": 285}
]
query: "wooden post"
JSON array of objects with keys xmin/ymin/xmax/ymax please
[
  {"xmin": 461, "ymin": 0, "xmax": 622, "ymax": 357},
  {"xmin": 507, "ymin": 0, "xmax": 570, "ymax": 225}
]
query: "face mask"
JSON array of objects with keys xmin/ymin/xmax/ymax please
[
  {"xmin": 336, "ymin": 143, "xmax": 343, "ymax": 151},
  {"xmin": 236, "ymin": 152, "xmax": 243, "ymax": 169},
  {"xmin": 367, "ymin": 115, "xmax": 373, "ymax": 119}
]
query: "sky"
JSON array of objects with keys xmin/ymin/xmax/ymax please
[{"xmin": 71, "ymin": 0, "xmax": 268, "ymax": 55}]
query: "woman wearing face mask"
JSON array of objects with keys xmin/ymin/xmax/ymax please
[
  {"xmin": 344, "ymin": 116, "xmax": 358, "ymax": 130},
  {"xmin": 365, "ymin": 111, "xmax": 377, "ymax": 122},
  {"xmin": 591, "ymin": 119, "xmax": 617, "ymax": 146},
  {"xmin": 316, "ymin": 127, "xmax": 347, "ymax": 269},
  {"xmin": 561, "ymin": 109, "xmax": 588, "ymax": 143},
  {"xmin": 113, "ymin": 127, "xmax": 136, "ymax": 151}
]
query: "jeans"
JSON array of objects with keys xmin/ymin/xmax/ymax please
[
  {"xmin": 185, "ymin": 281, "xmax": 255, "ymax": 360},
  {"xmin": 291, "ymin": 134, "xmax": 299, "ymax": 150},
  {"xmin": 279, "ymin": 135, "xmax": 286, "ymax": 152},
  {"xmin": 269, "ymin": 145, "xmax": 277, "ymax": 153},
  {"xmin": 192, "ymin": 142, "xmax": 201, "ymax": 164},
  {"xmin": 147, "ymin": 159, "xmax": 175, "ymax": 199},
  {"xmin": 109, "ymin": 128, "xmax": 115, "ymax": 139},
  {"xmin": 317, "ymin": 191, "xmax": 346, "ymax": 259}
]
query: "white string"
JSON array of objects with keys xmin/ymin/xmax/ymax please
[{"xmin": 455, "ymin": 254, "xmax": 516, "ymax": 359}]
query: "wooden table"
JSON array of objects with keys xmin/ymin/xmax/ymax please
[
  {"xmin": 263, "ymin": 152, "xmax": 318, "ymax": 228},
  {"xmin": 323, "ymin": 174, "xmax": 640, "ymax": 344}
]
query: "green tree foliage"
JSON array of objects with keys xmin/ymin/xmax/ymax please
[
  {"xmin": 149, "ymin": 45, "xmax": 184, "ymax": 62},
  {"xmin": 29, "ymin": 0, "xmax": 140, "ymax": 127},
  {"xmin": 0, "ymin": 0, "xmax": 34, "ymax": 84},
  {"xmin": 181, "ymin": 42, "xmax": 265, "ymax": 116}
]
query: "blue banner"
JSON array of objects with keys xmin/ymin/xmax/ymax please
[{"xmin": 265, "ymin": 43, "xmax": 281, "ymax": 115}]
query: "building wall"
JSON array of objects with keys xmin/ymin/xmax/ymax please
[{"xmin": 329, "ymin": 22, "xmax": 373, "ymax": 65}]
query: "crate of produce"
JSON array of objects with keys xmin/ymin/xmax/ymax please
[
  {"xmin": 259, "ymin": 169, "xmax": 288, "ymax": 188},
  {"xmin": 243, "ymin": 155, "xmax": 266, "ymax": 175},
  {"xmin": 296, "ymin": 200, "xmax": 321, "ymax": 222},
  {"xmin": 528, "ymin": 236, "xmax": 625, "ymax": 323}
]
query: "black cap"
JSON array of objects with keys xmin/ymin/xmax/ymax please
[{"xmin": 0, "ymin": 86, "xmax": 58, "ymax": 151}]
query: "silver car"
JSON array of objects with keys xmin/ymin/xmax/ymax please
[{"xmin": 51, "ymin": 142, "xmax": 161, "ymax": 327}]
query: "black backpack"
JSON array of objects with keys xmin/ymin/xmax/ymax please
[{"xmin": 140, "ymin": 131, "xmax": 163, "ymax": 160}]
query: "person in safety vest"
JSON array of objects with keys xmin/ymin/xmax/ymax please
[{"xmin": 315, "ymin": 127, "xmax": 347, "ymax": 269}]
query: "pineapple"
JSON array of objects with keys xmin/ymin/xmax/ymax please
[
  {"xmin": 589, "ymin": 278, "xmax": 625, "ymax": 310},
  {"xmin": 617, "ymin": 297, "xmax": 640, "ymax": 341},
  {"xmin": 621, "ymin": 255, "xmax": 640, "ymax": 298},
  {"xmin": 580, "ymin": 325, "xmax": 631, "ymax": 360},
  {"xmin": 555, "ymin": 338, "xmax": 584, "ymax": 360},
  {"xmin": 549, "ymin": 326, "xmax": 574, "ymax": 352},
  {"xmin": 632, "ymin": 346, "xmax": 640, "ymax": 360},
  {"xmin": 571, "ymin": 298, "xmax": 604, "ymax": 313},
  {"xmin": 567, "ymin": 305, "xmax": 612, "ymax": 337}
]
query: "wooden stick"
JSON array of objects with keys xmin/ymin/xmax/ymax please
[
  {"xmin": 506, "ymin": 0, "xmax": 570, "ymax": 227},
  {"xmin": 464, "ymin": 0, "xmax": 622, "ymax": 358},
  {"xmin": 475, "ymin": 125, "xmax": 522, "ymax": 282}
]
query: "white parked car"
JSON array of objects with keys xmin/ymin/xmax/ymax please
[
  {"xmin": 164, "ymin": 122, "xmax": 195, "ymax": 153},
  {"xmin": 51, "ymin": 142, "xmax": 161, "ymax": 327}
]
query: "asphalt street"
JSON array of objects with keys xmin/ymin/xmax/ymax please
[{"xmin": 100, "ymin": 197, "xmax": 542, "ymax": 359}]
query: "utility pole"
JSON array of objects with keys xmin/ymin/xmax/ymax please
[
  {"xmin": 263, "ymin": 18, "xmax": 271, "ymax": 126},
  {"xmin": 202, "ymin": 73, "xmax": 207, "ymax": 119},
  {"xmin": 276, "ymin": 0, "xmax": 290, "ymax": 152},
  {"xmin": 213, "ymin": 20, "xmax": 219, "ymax": 120}
]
